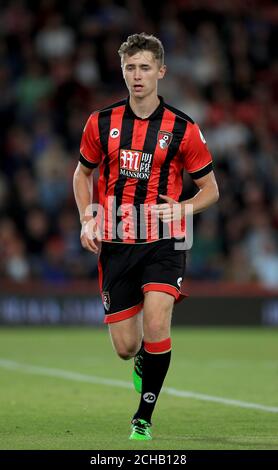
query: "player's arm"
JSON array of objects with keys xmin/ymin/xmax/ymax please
[
  {"xmin": 73, "ymin": 162, "xmax": 100, "ymax": 254},
  {"xmin": 155, "ymin": 171, "xmax": 218, "ymax": 222},
  {"xmin": 182, "ymin": 170, "xmax": 219, "ymax": 214},
  {"xmin": 153, "ymin": 122, "xmax": 219, "ymax": 221},
  {"xmin": 74, "ymin": 112, "xmax": 102, "ymax": 253}
]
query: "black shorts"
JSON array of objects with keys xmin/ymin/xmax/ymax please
[{"xmin": 98, "ymin": 238, "xmax": 187, "ymax": 324}]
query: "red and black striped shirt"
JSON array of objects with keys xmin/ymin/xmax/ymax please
[{"xmin": 79, "ymin": 96, "xmax": 213, "ymax": 243}]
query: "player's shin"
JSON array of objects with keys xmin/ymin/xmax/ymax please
[{"xmin": 132, "ymin": 338, "xmax": 171, "ymax": 424}]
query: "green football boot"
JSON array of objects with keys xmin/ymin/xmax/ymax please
[
  {"xmin": 133, "ymin": 348, "xmax": 143, "ymax": 393},
  {"xmin": 129, "ymin": 418, "xmax": 152, "ymax": 441}
]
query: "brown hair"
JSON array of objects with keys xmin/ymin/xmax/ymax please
[{"xmin": 118, "ymin": 33, "xmax": 164, "ymax": 66}]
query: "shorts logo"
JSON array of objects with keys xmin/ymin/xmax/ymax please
[
  {"xmin": 102, "ymin": 291, "xmax": 110, "ymax": 311},
  {"xmin": 143, "ymin": 392, "xmax": 156, "ymax": 403},
  {"xmin": 177, "ymin": 277, "xmax": 182, "ymax": 288},
  {"xmin": 157, "ymin": 131, "xmax": 173, "ymax": 149},
  {"xmin": 119, "ymin": 149, "xmax": 153, "ymax": 180},
  {"xmin": 110, "ymin": 128, "xmax": 120, "ymax": 138}
]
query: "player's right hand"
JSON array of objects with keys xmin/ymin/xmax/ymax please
[{"xmin": 80, "ymin": 217, "xmax": 101, "ymax": 254}]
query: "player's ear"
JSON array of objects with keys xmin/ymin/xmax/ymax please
[
  {"xmin": 120, "ymin": 56, "xmax": 125, "ymax": 76},
  {"xmin": 158, "ymin": 64, "xmax": 166, "ymax": 80}
]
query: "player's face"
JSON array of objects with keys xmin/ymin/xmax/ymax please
[{"xmin": 122, "ymin": 51, "xmax": 166, "ymax": 99}]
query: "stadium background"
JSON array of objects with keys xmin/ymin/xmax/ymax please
[
  {"xmin": 0, "ymin": 0, "xmax": 278, "ymax": 453},
  {"xmin": 0, "ymin": 0, "xmax": 277, "ymax": 325}
]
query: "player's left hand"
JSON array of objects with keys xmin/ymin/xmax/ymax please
[{"xmin": 152, "ymin": 194, "xmax": 185, "ymax": 223}]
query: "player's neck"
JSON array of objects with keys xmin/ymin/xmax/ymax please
[{"xmin": 129, "ymin": 94, "xmax": 160, "ymax": 119}]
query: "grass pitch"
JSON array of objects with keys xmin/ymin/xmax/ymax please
[{"xmin": 0, "ymin": 326, "xmax": 277, "ymax": 450}]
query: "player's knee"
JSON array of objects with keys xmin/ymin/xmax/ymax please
[
  {"xmin": 117, "ymin": 350, "xmax": 132, "ymax": 360},
  {"xmin": 144, "ymin": 319, "xmax": 169, "ymax": 342},
  {"xmin": 116, "ymin": 344, "xmax": 138, "ymax": 360}
]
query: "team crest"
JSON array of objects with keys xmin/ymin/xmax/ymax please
[
  {"xmin": 157, "ymin": 131, "xmax": 173, "ymax": 149},
  {"xmin": 102, "ymin": 291, "xmax": 110, "ymax": 311}
]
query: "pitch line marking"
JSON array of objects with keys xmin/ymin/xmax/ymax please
[{"xmin": 0, "ymin": 358, "xmax": 277, "ymax": 414}]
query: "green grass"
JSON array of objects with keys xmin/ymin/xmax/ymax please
[{"xmin": 0, "ymin": 327, "xmax": 277, "ymax": 450}]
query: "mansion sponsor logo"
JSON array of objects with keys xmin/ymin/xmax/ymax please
[{"xmin": 119, "ymin": 149, "xmax": 153, "ymax": 180}]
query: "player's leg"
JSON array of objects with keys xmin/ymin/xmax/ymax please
[
  {"xmin": 99, "ymin": 242, "xmax": 144, "ymax": 359},
  {"xmin": 143, "ymin": 291, "xmax": 173, "ymax": 342},
  {"xmin": 133, "ymin": 291, "xmax": 173, "ymax": 396},
  {"xmin": 108, "ymin": 310, "xmax": 144, "ymax": 394},
  {"xmin": 129, "ymin": 238, "xmax": 186, "ymax": 440},
  {"xmin": 108, "ymin": 312, "xmax": 143, "ymax": 360},
  {"xmin": 130, "ymin": 291, "xmax": 174, "ymax": 435}
]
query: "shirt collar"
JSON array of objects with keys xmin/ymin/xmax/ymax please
[{"xmin": 126, "ymin": 96, "xmax": 164, "ymax": 121}]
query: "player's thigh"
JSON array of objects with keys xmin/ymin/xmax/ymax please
[
  {"xmin": 108, "ymin": 312, "xmax": 143, "ymax": 359},
  {"xmin": 143, "ymin": 291, "xmax": 174, "ymax": 342},
  {"xmin": 99, "ymin": 242, "xmax": 143, "ymax": 323},
  {"xmin": 142, "ymin": 238, "xmax": 186, "ymax": 304}
]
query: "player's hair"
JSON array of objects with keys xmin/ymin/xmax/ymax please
[{"xmin": 118, "ymin": 33, "xmax": 164, "ymax": 66}]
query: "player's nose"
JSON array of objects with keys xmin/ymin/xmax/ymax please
[{"xmin": 134, "ymin": 68, "xmax": 142, "ymax": 80}]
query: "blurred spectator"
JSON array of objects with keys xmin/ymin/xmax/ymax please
[
  {"xmin": 252, "ymin": 238, "xmax": 278, "ymax": 288},
  {"xmin": 0, "ymin": 218, "xmax": 30, "ymax": 281},
  {"xmin": 189, "ymin": 215, "xmax": 223, "ymax": 280},
  {"xmin": 24, "ymin": 207, "xmax": 50, "ymax": 256},
  {"xmin": 0, "ymin": 173, "xmax": 8, "ymax": 211},
  {"xmin": 35, "ymin": 139, "xmax": 70, "ymax": 214},
  {"xmin": 225, "ymin": 244, "xmax": 255, "ymax": 283},
  {"xmin": 74, "ymin": 42, "xmax": 100, "ymax": 88},
  {"xmin": 0, "ymin": 0, "xmax": 277, "ymax": 287},
  {"xmin": 41, "ymin": 236, "xmax": 67, "ymax": 282},
  {"xmin": 35, "ymin": 14, "xmax": 75, "ymax": 60},
  {"xmin": 16, "ymin": 60, "xmax": 53, "ymax": 112},
  {"xmin": 177, "ymin": 78, "xmax": 209, "ymax": 125},
  {"xmin": 243, "ymin": 212, "xmax": 277, "ymax": 261},
  {"xmin": 4, "ymin": 237, "xmax": 30, "ymax": 282}
]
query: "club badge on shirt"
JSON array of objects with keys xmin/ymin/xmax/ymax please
[{"xmin": 157, "ymin": 131, "xmax": 173, "ymax": 149}]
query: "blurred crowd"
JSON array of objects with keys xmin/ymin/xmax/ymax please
[{"xmin": 0, "ymin": 0, "xmax": 277, "ymax": 287}]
